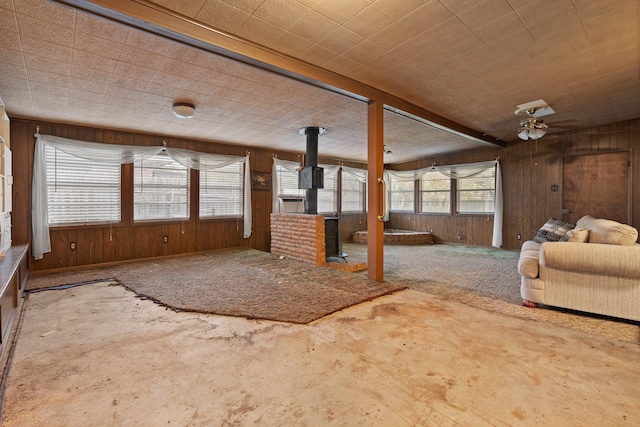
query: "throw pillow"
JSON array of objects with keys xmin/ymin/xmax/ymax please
[
  {"xmin": 560, "ymin": 227, "xmax": 589, "ymax": 243},
  {"xmin": 576, "ymin": 215, "xmax": 597, "ymax": 229},
  {"xmin": 533, "ymin": 218, "xmax": 575, "ymax": 243},
  {"xmin": 588, "ymin": 219, "xmax": 638, "ymax": 246}
]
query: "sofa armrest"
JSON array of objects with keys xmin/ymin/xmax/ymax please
[{"xmin": 540, "ymin": 242, "xmax": 640, "ymax": 278}]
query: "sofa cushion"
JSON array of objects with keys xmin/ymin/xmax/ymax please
[
  {"xmin": 533, "ymin": 218, "xmax": 575, "ymax": 243},
  {"xmin": 518, "ymin": 241, "xmax": 541, "ymax": 279},
  {"xmin": 560, "ymin": 227, "xmax": 590, "ymax": 243},
  {"xmin": 588, "ymin": 218, "xmax": 638, "ymax": 246}
]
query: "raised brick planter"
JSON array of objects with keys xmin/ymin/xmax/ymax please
[{"xmin": 352, "ymin": 229, "xmax": 433, "ymax": 245}]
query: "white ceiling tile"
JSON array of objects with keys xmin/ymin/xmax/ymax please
[
  {"xmin": 317, "ymin": 26, "xmax": 365, "ymax": 54},
  {"xmin": 16, "ymin": 13, "xmax": 74, "ymax": 47},
  {"xmin": 219, "ymin": 0, "xmax": 265, "ymax": 14},
  {"xmin": 313, "ymin": 0, "xmax": 374, "ymax": 24},
  {"xmin": 195, "ymin": 0, "xmax": 250, "ymax": 33},
  {"xmin": 457, "ymin": 0, "xmax": 514, "ymax": 30},
  {"xmin": 146, "ymin": 0, "xmax": 207, "ymax": 17},
  {"xmin": 343, "ymin": 3, "xmax": 396, "ymax": 38},
  {"xmin": 0, "ymin": 0, "xmax": 638, "ymax": 164},
  {"xmin": 270, "ymin": 31, "xmax": 315, "ymax": 57},
  {"xmin": 253, "ymin": 0, "xmax": 311, "ymax": 30},
  {"xmin": 14, "ymin": 0, "xmax": 76, "ymax": 27},
  {"xmin": 288, "ymin": 8, "xmax": 340, "ymax": 42},
  {"xmin": 236, "ymin": 15, "xmax": 285, "ymax": 46}
]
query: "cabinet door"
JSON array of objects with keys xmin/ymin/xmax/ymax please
[{"xmin": 4, "ymin": 147, "xmax": 11, "ymax": 213}]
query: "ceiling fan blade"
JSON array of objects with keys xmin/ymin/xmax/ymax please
[{"xmin": 545, "ymin": 119, "xmax": 582, "ymax": 129}]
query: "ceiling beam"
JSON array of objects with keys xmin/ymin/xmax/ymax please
[{"xmin": 55, "ymin": 0, "xmax": 505, "ymax": 149}]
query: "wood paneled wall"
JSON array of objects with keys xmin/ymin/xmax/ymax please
[
  {"xmin": 12, "ymin": 117, "xmax": 639, "ymax": 270},
  {"xmin": 11, "ymin": 119, "xmax": 367, "ymax": 272},
  {"xmin": 388, "ymin": 118, "xmax": 640, "ymax": 250}
]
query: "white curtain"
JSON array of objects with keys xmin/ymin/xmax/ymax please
[
  {"xmin": 384, "ymin": 160, "xmax": 503, "ymax": 248},
  {"xmin": 272, "ymin": 158, "xmax": 300, "ymax": 213},
  {"xmin": 341, "ymin": 165, "xmax": 367, "ymax": 183},
  {"xmin": 271, "ymin": 159, "xmax": 368, "ymax": 213},
  {"xmin": 32, "ymin": 134, "xmax": 252, "ymax": 260}
]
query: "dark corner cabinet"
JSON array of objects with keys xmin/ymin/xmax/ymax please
[{"xmin": 0, "ymin": 244, "xmax": 28, "ymax": 360}]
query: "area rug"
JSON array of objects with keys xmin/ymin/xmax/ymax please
[{"xmin": 26, "ymin": 249, "xmax": 406, "ymax": 324}]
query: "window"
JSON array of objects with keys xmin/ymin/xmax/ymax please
[
  {"xmin": 341, "ymin": 172, "xmax": 365, "ymax": 213},
  {"xmin": 46, "ymin": 145, "xmax": 121, "ymax": 225},
  {"xmin": 420, "ymin": 171, "xmax": 450, "ymax": 213},
  {"xmin": 389, "ymin": 178, "xmax": 415, "ymax": 211},
  {"xmin": 276, "ymin": 165, "xmax": 305, "ymax": 198},
  {"xmin": 457, "ymin": 167, "xmax": 496, "ymax": 214},
  {"xmin": 318, "ymin": 172, "xmax": 337, "ymax": 213},
  {"xmin": 134, "ymin": 153, "xmax": 189, "ymax": 221},
  {"xmin": 199, "ymin": 162, "xmax": 243, "ymax": 218}
]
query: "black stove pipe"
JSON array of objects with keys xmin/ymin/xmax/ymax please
[{"xmin": 304, "ymin": 127, "xmax": 319, "ymax": 214}]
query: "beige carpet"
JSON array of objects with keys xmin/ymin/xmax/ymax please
[{"xmin": 26, "ymin": 248, "xmax": 406, "ymax": 324}]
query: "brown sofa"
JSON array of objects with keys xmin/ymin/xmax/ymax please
[{"xmin": 518, "ymin": 215, "xmax": 640, "ymax": 321}]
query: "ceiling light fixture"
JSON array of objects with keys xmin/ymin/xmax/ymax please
[
  {"xmin": 172, "ymin": 102, "xmax": 196, "ymax": 119},
  {"xmin": 514, "ymin": 99, "xmax": 555, "ymax": 117},
  {"xmin": 517, "ymin": 118, "xmax": 548, "ymax": 140}
]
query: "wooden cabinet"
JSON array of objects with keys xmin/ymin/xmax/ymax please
[{"xmin": 0, "ymin": 244, "xmax": 28, "ymax": 360}]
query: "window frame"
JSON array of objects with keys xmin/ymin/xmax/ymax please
[
  {"xmin": 45, "ymin": 145, "xmax": 122, "ymax": 227},
  {"xmin": 340, "ymin": 171, "xmax": 365, "ymax": 213},
  {"xmin": 317, "ymin": 171, "xmax": 338, "ymax": 214},
  {"xmin": 419, "ymin": 171, "xmax": 452, "ymax": 215},
  {"xmin": 455, "ymin": 166, "xmax": 496, "ymax": 215},
  {"xmin": 198, "ymin": 161, "xmax": 244, "ymax": 219},
  {"xmin": 133, "ymin": 152, "xmax": 190, "ymax": 222},
  {"xmin": 389, "ymin": 177, "xmax": 416, "ymax": 213}
]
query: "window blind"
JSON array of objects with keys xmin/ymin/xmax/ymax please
[
  {"xmin": 457, "ymin": 167, "xmax": 496, "ymax": 213},
  {"xmin": 318, "ymin": 173, "xmax": 337, "ymax": 213},
  {"xmin": 45, "ymin": 145, "xmax": 121, "ymax": 225},
  {"xmin": 420, "ymin": 171, "xmax": 451, "ymax": 213},
  {"xmin": 276, "ymin": 165, "xmax": 305, "ymax": 198},
  {"xmin": 389, "ymin": 178, "xmax": 415, "ymax": 211},
  {"xmin": 200, "ymin": 162, "xmax": 243, "ymax": 218},
  {"xmin": 341, "ymin": 173, "xmax": 364, "ymax": 212},
  {"xmin": 134, "ymin": 153, "xmax": 189, "ymax": 221}
]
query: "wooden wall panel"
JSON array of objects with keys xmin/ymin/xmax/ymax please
[
  {"xmin": 388, "ymin": 118, "xmax": 640, "ymax": 250},
  {"xmin": 11, "ymin": 118, "xmax": 368, "ymax": 272},
  {"xmin": 10, "ymin": 117, "xmax": 640, "ymax": 271}
]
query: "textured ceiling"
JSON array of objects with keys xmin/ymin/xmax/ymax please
[{"xmin": 1, "ymin": 0, "xmax": 639, "ymax": 164}]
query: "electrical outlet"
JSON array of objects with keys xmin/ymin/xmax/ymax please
[
  {"xmin": 517, "ymin": 234, "xmax": 521, "ymax": 240},
  {"xmin": 429, "ymin": 228, "xmax": 434, "ymax": 233},
  {"xmin": 456, "ymin": 234, "xmax": 462, "ymax": 240},
  {"xmin": 163, "ymin": 235, "xmax": 168, "ymax": 243},
  {"xmin": 70, "ymin": 242, "xmax": 76, "ymax": 250}
]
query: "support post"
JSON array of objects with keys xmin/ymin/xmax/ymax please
[{"xmin": 367, "ymin": 101, "xmax": 384, "ymax": 281}]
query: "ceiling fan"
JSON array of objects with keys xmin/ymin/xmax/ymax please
[{"xmin": 514, "ymin": 100, "xmax": 555, "ymax": 140}]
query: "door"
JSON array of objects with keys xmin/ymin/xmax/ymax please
[{"xmin": 562, "ymin": 151, "xmax": 630, "ymax": 225}]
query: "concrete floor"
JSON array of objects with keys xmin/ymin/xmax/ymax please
[{"xmin": 2, "ymin": 281, "xmax": 639, "ymax": 426}]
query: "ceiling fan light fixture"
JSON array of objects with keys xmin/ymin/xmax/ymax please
[
  {"xmin": 528, "ymin": 128, "xmax": 543, "ymax": 139},
  {"xmin": 517, "ymin": 118, "xmax": 548, "ymax": 140},
  {"xmin": 172, "ymin": 102, "xmax": 196, "ymax": 119}
]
